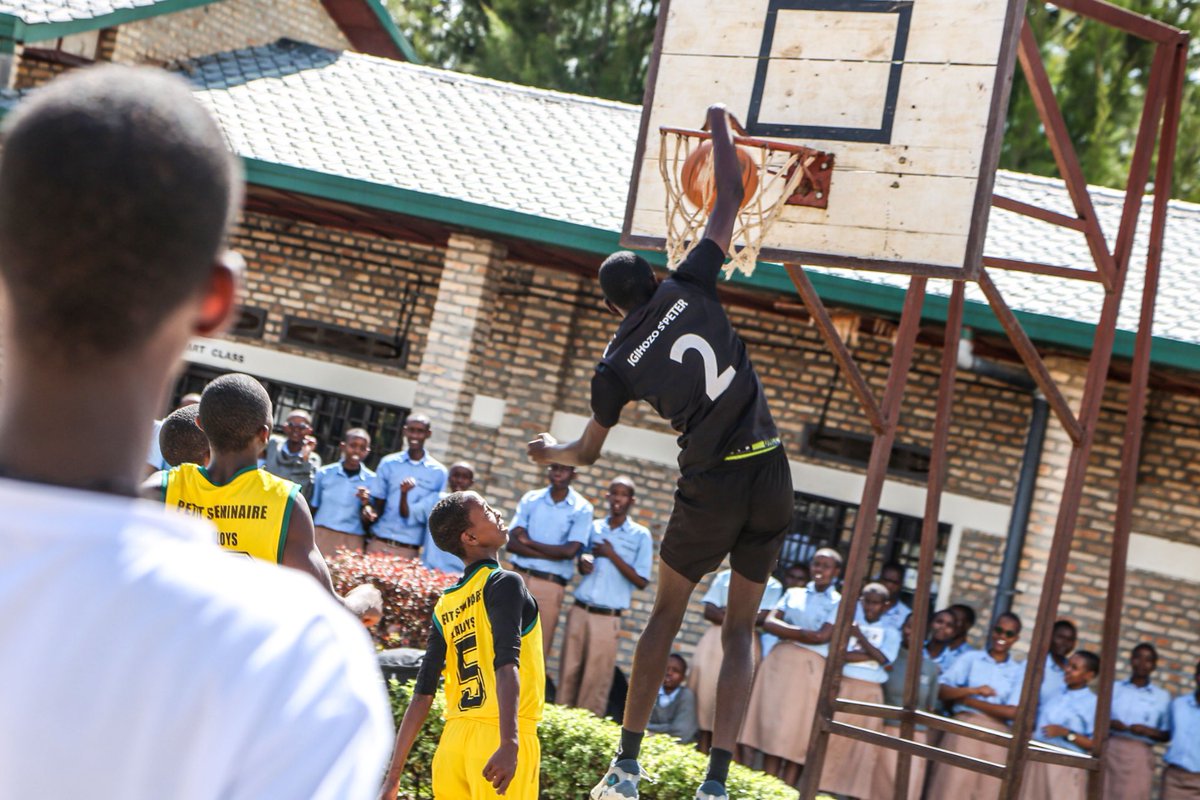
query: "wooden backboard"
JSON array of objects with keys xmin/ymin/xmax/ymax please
[{"xmin": 622, "ymin": 0, "xmax": 1027, "ymax": 279}]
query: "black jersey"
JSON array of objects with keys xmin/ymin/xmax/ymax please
[{"xmin": 591, "ymin": 239, "xmax": 778, "ymax": 475}]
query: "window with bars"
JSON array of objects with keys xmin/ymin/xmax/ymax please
[
  {"xmin": 171, "ymin": 365, "xmax": 410, "ymax": 469},
  {"xmin": 778, "ymin": 490, "xmax": 950, "ymax": 613}
]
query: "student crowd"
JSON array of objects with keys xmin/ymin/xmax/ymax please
[{"xmin": 150, "ymin": 391, "xmax": 1200, "ymax": 800}]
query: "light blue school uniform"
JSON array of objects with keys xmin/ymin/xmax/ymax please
[
  {"xmin": 774, "ymin": 582, "xmax": 841, "ymax": 657},
  {"xmin": 925, "ymin": 643, "xmax": 967, "ymax": 674},
  {"xmin": 701, "ymin": 570, "xmax": 733, "ymax": 607},
  {"xmin": 311, "ymin": 461, "xmax": 375, "ymax": 535},
  {"xmin": 879, "ymin": 599, "xmax": 911, "ymax": 631},
  {"xmin": 574, "ymin": 516, "xmax": 653, "ymax": 611},
  {"xmin": 1034, "ymin": 685, "xmax": 1097, "ymax": 753},
  {"xmin": 939, "ymin": 649, "xmax": 1026, "ymax": 716},
  {"xmin": 507, "ymin": 485, "xmax": 593, "ymax": 581},
  {"xmin": 1040, "ymin": 654, "xmax": 1068, "ymax": 708},
  {"xmin": 1165, "ymin": 694, "xmax": 1200, "ymax": 773},
  {"xmin": 413, "ymin": 491, "xmax": 464, "ymax": 574},
  {"xmin": 1110, "ymin": 679, "xmax": 1171, "ymax": 745},
  {"xmin": 755, "ymin": 577, "xmax": 786, "ymax": 658},
  {"xmin": 843, "ymin": 620, "xmax": 901, "ymax": 683},
  {"xmin": 369, "ymin": 451, "xmax": 447, "ymax": 545}
]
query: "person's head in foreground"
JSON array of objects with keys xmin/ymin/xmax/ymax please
[
  {"xmin": 158, "ymin": 405, "xmax": 210, "ymax": 468},
  {"xmin": 928, "ymin": 608, "xmax": 958, "ymax": 647},
  {"xmin": 197, "ymin": 373, "xmax": 273, "ymax": 458},
  {"xmin": 664, "ymin": 653, "xmax": 688, "ymax": 692},
  {"xmin": 429, "ymin": 491, "xmax": 508, "ymax": 561},
  {"xmin": 599, "ymin": 250, "xmax": 658, "ymax": 317},
  {"xmin": 1051, "ymin": 619, "xmax": 1078, "ymax": 662},
  {"xmin": 0, "ymin": 65, "xmax": 241, "ymax": 493},
  {"xmin": 1129, "ymin": 642, "xmax": 1158, "ymax": 682}
]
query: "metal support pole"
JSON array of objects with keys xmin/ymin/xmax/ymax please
[{"xmin": 799, "ymin": 276, "xmax": 927, "ymax": 800}]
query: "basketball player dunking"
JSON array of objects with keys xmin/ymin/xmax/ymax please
[{"xmin": 528, "ymin": 104, "xmax": 794, "ymax": 800}]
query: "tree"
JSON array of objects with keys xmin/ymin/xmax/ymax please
[
  {"xmin": 1001, "ymin": 1, "xmax": 1200, "ymax": 202},
  {"xmin": 387, "ymin": 0, "xmax": 659, "ymax": 104}
]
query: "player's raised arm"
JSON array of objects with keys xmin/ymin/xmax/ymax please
[{"xmin": 701, "ymin": 104, "xmax": 745, "ymax": 255}]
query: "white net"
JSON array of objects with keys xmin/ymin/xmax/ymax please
[{"xmin": 659, "ymin": 129, "xmax": 822, "ymax": 278}]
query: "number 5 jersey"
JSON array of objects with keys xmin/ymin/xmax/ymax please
[
  {"xmin": 414, "ymin": 559, "xmax": 544, "ymax": 731},
  {"xmin": 591, "ymin": 239, "xmax": 779, "ymax": 476}
]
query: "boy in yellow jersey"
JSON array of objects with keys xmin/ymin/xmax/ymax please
[
  {"xmin": 380, "ymin": 491, "xmax": 544, "ymax": 800},
  {"xmin": 155, "ymin": 373, "xmax": 381, "ymax": 624}
]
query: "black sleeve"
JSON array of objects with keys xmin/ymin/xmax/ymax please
[
  {"xmin": 484, "ymin": 571, "xmax": 529, "ymax": 669},
  {"xmin": 413, "ymin": 620, "xmax": 447, "ymax": 696},
  {"xmin": 671, "ymin": 238, "xmax": 725, "ymax": 298},
  {"xmin": 590, "ymin": 363, "xmax": 632, "ymax": 428}
]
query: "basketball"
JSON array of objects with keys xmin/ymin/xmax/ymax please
[{"xmin": 680, "ymin": 141, "xmax": 758, "ymax": 211}]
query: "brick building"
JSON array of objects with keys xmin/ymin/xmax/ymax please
[{"xmin": 2, "ymin": 0, "xmax": 1197, "ymax": 731}]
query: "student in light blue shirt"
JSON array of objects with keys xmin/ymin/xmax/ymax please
[
  {"xmin": 1023, "ymin": 650, "xmax": 1100, "ymax": 800},
  {"xmin": 559, "ymin": 477, "xmax": 652, "ymax": 716},
  {"xmin": 928, "ymin": 611, "xmax": 1026, "ymax": 799},
  {"xmin": 1040, "ymin": 619, "xmax": 1078, "ymax": 707},
  {"xmin": 411, "ymin": 462, "xmax": 475, "ymax": 574},
  {"xmin": 367, "ymin": 414, "xmax": 447, "ymax": 557},
  {"xmin": 504, "ymin": 463, "xmax": 593, "ymax": 659},
  {"xmin": 1162, "ymin": 659, "xmax": 1200, "ymax": 798},
  {"xmin": 741, "ymin": 548, "xmax": 843, "ymax": 787},
  {"xmin": 311, "ymin": 428, "xmax": 375, "ymax": 557},
  {"xmin": 1104, "ymin": 642, "xmax": 1171, "ymax": 800},
  {"xmin": 876, "ymin": 562, "xmax": 912, "ymax": 632},
  {"xmin": 922, "ymin": 608, "xmax": 961, "ymax": 673},
  {"xmin": 822, "ymin": 583, "xmax": 901, "ymax": 800}
]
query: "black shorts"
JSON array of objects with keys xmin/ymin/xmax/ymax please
[{"xmin": 659, "ymin": 446, "xmax": 794, "ymax": 584}]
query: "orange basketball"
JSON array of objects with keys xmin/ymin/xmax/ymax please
[{"xmin": 680, "ymin": 141, "xmax": 758, "ymax": 211}]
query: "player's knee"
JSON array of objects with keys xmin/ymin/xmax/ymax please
[{"xmin": 720, "ymin": 623, "xmax": 754, "ymax": 653}]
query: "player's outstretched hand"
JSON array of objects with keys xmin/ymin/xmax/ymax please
[
  {"xmin": 526, "ymin": 432, "xmax": 558, "ymax": 465},
  {"xmin": 482, "ymin": 741, "xmax": 518, "ymax": 794}
]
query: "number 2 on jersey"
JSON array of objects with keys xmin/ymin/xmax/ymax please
[
  {"xmin": 454, "ymin": 632, "xmax": 487, "ymax": 710},
  {"xmin": 670, "ymin": 333, "xmax": 736, "ymax": 401}
]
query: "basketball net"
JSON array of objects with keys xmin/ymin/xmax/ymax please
[{"xmin": 659, "ymin": 128, "xmax": 819, "ymax": 278}]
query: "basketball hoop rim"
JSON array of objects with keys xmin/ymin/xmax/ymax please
[{"xmin": 659, "ymin": 125, "xmax": 824, "ymax": 157}]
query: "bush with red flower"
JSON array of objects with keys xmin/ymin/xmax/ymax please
[{"xmin": 327, "ymin": 549, "xmax": 461, "ymax": 647}]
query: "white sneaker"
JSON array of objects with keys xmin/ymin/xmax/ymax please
[
  {"xmin": 590, "ymin": 759, "xmax": 646, "ymax": 799},
  {"xmin": 695, "ymin": 779, "xmax": 729, "ymax": 799}
]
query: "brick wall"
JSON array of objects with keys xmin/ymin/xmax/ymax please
[
  {"xmin": 109, "ymin": 0, "xmax": 349, "ymax": 66},
  {"xmin": 224, "ymin": 211, "xmax": 442, "ymax": 379}
]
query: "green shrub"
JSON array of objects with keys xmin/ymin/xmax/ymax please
[
  {"xmin": 386, "ymin": 680, "xmax": 797, "ymax": 800},
  {"xmin": 327, "ymin": 551, "xmax": 459, "ymax": 647}
]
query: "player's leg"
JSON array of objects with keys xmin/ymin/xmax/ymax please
[{"xmin": 591, "ymin": 562, "xmax": 697, "ymax": 799}]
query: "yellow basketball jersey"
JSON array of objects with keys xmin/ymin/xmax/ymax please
[
  {"xmin": 433, "ymin": 560, "xmax": 544, "ymax": 731},
  {"xmin": 164, "ymin": 464, "xmax": 299, "ymax": 564}
]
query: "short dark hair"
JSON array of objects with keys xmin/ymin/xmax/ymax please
[
  {"xmin": 429, "ymin": 491, "xmax": 479, "ymax": 558},
  {"xmin": 0, "ymin": 65, "xmax": 240, "ymax": 356},
  {"xmin": 997, "ymin": 611, "xmax": 1022, "ymax": 631},
  {"xmin": 950, "ymin": 603, "xmax": 977, "ymax": 629},
  {"xmin": 1054, "ymin": 619, "xmax": 1078, "ymax": 635},
  {"xmin": 668, "ymin": 652, "xmax": 688, "ymax": 673},
  {"xmin": 880, "ymin": 561, "xmax": 906, "ymax": 580},
  {"xmin": 1132, "ymin": 642, "xmax": 1158, "ymax": 660},
  {"xmin": 159, "ymin": 405, "xmax": 209, "ymax": 467},
  {"xmin": 1075, "ymin": 649, "xmax": 1100, "ymax": 676},
  {"xmin": 599, "ymin": 251, "xmax": 657, "ymax": 312},
  {"xmin": 199, "ymin": 373, "xmax": 272, "ymax": 452}
]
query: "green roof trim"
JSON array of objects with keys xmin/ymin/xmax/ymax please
[
  {"xmin": 0, "ymin": 0, "xmax": 219, "ymax": 44},
  {"xmin": 244, "ymin": 156, "xmax": 1200, "ymax": 374},
  {"xmin": 362, "ymin": 0, "xmax": 420, "ymax": 64}
]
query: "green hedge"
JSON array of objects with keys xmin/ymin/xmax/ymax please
[{"xmin": 387, "ymin": 680, "xmax": 797, "ymax": 800}]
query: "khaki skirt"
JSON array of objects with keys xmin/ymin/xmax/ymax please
[
  {"xmin": 690, "ymin": 626, "xmax": 724, "ymax": 732},
  {"xmin": 926, "ymin": 711, "xmax": 1010, "ymax": 800},
  {"xmin": 1021, "ymin": 758, "xmax": 1087, "ymax": 800},
  {"xmin": 739, "ymin": 643, "xmax": 824, "ymax": 763},
  {"xmin": 871, "ymin": 727, "xmax": 930, "ymax": 800},
  {"xmin": 1102, "ymin": 736, "xmax": 1155, "ymax": 800},
  {"xmin": 819, "ymin": 676, "xmax": 885, "ymax": 799}
]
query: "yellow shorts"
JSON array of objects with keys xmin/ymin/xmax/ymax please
[{"xmin": 432, "ymin": 718, "xmax": 541, "ymax": 800}]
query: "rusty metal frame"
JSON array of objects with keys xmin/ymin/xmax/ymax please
[{"xmin": 791, "ymin": 1, "xmax": 1188, "ymax": 798}]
